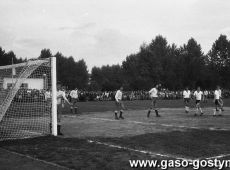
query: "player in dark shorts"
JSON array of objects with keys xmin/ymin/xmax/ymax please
[
  {"xmin": 147, "ymin": 84, "xmax": 160, "ymax": 117},
  {"xmin": 193, "ymin": 87, "xmax": 204, "ymax": 116}
]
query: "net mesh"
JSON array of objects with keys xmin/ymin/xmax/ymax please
[{"xmin": 0, "ymin": 58, "xmax": 52, "ymax": 140}]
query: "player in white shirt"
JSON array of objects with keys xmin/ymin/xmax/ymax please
[
  {"xmin": 114, "ymin": 87, "xmax": 125, "ymax": 119},
  {"xmin": 56, "ymin": 83, "xmax": 72, "ymax": 135},
  {"xmin": 193, "ymin": 86, "xmax": 204, "ymax": 116},
  {"xmin": 147, "ymin": 84, "xmax": 160, "ymax": 117},
  {"xmin": 70, "ymin": 88, "xmax": 79, "ymax": 114},
  {"xmin": 213, "ymin": 86, "xmax": 224, "ymax": 116},
  {"xmin": 183, "ymin": 87, "xmax": 191, "ymax": 113}
]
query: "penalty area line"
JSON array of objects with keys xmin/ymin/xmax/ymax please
[
  {"xmin": 87, "ymin": 139, "xmax": 192, "ymax": 162},
  {"xmin": 90, "ymin": 117, "xmax": 230, "ymax": 131},
  {"xmin": 0, "ymin": 147, "xmax": 72, "ymax": 170},
  {"xmin": 205, "ymin": 154, "xmax": 230, "ymax": 160}
]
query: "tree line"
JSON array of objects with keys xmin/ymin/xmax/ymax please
[
  {"xmin": 0, "ymin": 47, "xmax": 25, "ymax": 66},
  {"xmin": 0, "ymin": 47, "xmax": 89, "ymax": 90},
  {"xmin": 91, "ymin": 34, "xmax": 230, "ymax": 90},
  {"xmin": 1, "ymin": 34, "xmax": 230, "ymax": 91}
]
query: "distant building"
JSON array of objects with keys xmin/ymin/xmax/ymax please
[{"xmin": 2, "ymin": 78, "xmax": 45, "ymax": 90}]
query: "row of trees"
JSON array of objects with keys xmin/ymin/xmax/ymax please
[
  {"xmin": 0, "ymin": 47, "xmax": 25, "ymax": 66},
  {"xmin": 1, "ymin": 34, "xmax": 230, "ymax": 90},
  {"xmin": 91, "ymin": 34, "xmax": 230, "ymax": 90},
  {"xmin": 0, "ymin": 47, "xmax": 89, "ymax": 90},
  {"xmin": 38, "ymin": 49, "xmax": 89, "ymax": 89}
]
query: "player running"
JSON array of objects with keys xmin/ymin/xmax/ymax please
[
  {"xmin": 114, "ymin": 86, "xmax": 125, "ymax": 120},
  {"xmin": 183, "ymin": 87, "xmax": 191, "ymax": 113},
  {"xmin": 213, "ymin": 85, "xmax": 224, "ymax": 116},
  {"xmin": 193, "ymin": 86, "xmax": 204, "ymax": 116},
  {"xmin": 147, "ymin": 84, "xmax": 160, "ymax": 117},
  {"xmin": 70, "ymin": 88, "xmax": 79, "ymax": 114}
]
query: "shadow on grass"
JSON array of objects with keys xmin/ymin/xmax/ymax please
[
  {"xmin": 0, "ymin": 136, "xmax": 155, "ymax": 170},
  {"xmin": 1, "ymin": 129, "xmax": 230, "ymax": 170}
]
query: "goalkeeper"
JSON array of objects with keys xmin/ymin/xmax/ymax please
[{"xmin": 56, "ymin": 82, "xmax": 72, "ymax": 135}]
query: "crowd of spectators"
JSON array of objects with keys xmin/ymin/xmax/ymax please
[
  {"xmin": 5, "ymin": 88, "xmax": 230, "ymax": 102},
  {"xmin": 66, "ymin": 89, "xmax": 230, "ymax": 102},
  {"xmin": 13, "ymin": 89, "xmax": 47, "ymax": 102}
]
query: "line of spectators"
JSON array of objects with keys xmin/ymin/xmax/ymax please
[
  {"xmin": 2, "ymin": 88, "xmax": 230, "ymax": 102},
  {"xmin": 66, "ymin": 89, "xmax": 230, "ymax": 102}
]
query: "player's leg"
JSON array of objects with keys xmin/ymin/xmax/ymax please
[
  {"xmin": 217, "ymin": 99, "xmax": 223, "ymax": 116},
  {"xmin": 184, "ymin": 99, "xmax": 189, "ymax": 113},
  {"xmin": 70, "ymin": 97, "xmax": 74, "ymax": 114},
  {"xmin": 196, "ymin": 101, "xmax": 203, "ymax": 116},
  {"xmin": 147, "ymin": 98, "xmax": 153, "ymax": 117},
  {"xmin": 219, "ymin": 99, "xmax": 224, "ymax": 112},
  {"xmin": 114, "ymin": 101, "xmax": 119, "ymax": 120},
  {"xmin": 194, "ymin": 101, "xmax": 199, "ymax": 116},
  {"xmin": 57, "ymin": 104, "xmax": 63, "ymax": 135},
  {"xmin": 213, "ymin": 99, "xmax": 218, "ymax": 116},
  {"xmin": 199, "ymin": 105, "xmax": 204, "ymax": 116},
  {"xmin": 119, "ymin": 101, "xmax": 125, "ymax": 119},
  {"xmin": 153, "ymin": 98, "xmax": 160, "ymax": 117},
  {"xmin": 73, "ymin": 99, "xmax": 78, "ymax": 114},
  {"xmin": 187, "ymin": 99, "xmax": 190, "ymax": 113}
]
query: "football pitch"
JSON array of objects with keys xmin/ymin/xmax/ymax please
[{"xmin": 0, "ymin": 99, "xmax": 230, "ymax": 170}]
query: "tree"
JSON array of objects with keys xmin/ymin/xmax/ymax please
[
  {"xmin": 90, "ymin": 65, "xmax": 123, "ymax": 91},
  {"xmin": 122, "ymin": 35, "xmax": 171, "ymax": 90},
  {"xmin": 207, "ymin": 35, "xmax": 230, "ymax": 87},
  {"xmin": 74, "ymin": 59, "xmax": 89, "ymax": 89},
  {"xmin": 39, "ymin": 49, "xmax": 52, "ymax": 59},
  {"xmin": 179, "ymin": 38, "xmax": 205, "ymax": 88},
  {"xmin": 54, "ymin": 52, "xmax": 89, "ymax": 89},
  {"xmin": 0, "ymin": 47, "xmax": 25, "ymax": 66}
]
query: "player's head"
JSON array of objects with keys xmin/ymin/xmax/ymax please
[
  {"xmin": 57, "ymin": 81, "xmax": 62, "ymax": 90},
  {"xmin": 185, "ymin": 86, "xmax": 189, "ymax": 90},
  {"xmin": 197, "ymin": 86, "xmax": 200, "ymax": 91},
  {"xmin": 120, "ymin": 86, "xmax": 123, "ymax": 91},
  {"xmin": 216, "ymin": 85, "xmax": 220, "ymax": 90}
]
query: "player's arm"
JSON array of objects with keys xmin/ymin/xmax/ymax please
[
  {"xmin": 62, "ymin": 92, "xmax": 72, "ymax": 105},
  {"xmin": 76, "ymin": 91, "xmax": 79, "ymax": 99},
  {"xmin": 156, "ymin": 89, "xmax": 160, "ymax": 96},
  {"xmin": 213, "ymin": 91, "xmax": 217, "ymax": 103},
  {"xmin": 149, "ymin": 88, "xmax": 153, "ymax": 95},
  {"xmin": 69, "ymin": 91, "xmax": 73, "ymax": 98},
  {"xmin": 219, "ymin": 90, "xmax": 223, "ymax": 99}
]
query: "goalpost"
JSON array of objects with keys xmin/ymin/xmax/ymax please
[{"xmin": 0, "ymin": 57, "xmax": 57, "ymax": 141}]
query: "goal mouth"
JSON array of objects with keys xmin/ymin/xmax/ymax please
[{"xmin": 0, "ymin": 58, "xmax": 54, "ymax": 141}]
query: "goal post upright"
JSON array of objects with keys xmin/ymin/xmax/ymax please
[{"xmin": 51, "ymin": 56, "xmax": 57, "ymax": 136}]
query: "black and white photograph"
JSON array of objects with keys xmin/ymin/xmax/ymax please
[{"xmin": 0, "ymin": 0, "xmax": 230, "ymax": 169}]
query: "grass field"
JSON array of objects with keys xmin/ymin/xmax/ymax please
[{"xmin": 0, "ymin": 99, "xmax": 230, "ymax": 169}]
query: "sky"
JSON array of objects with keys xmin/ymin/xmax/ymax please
[{"xmin": 0, "ymin": 0, "xmax": 230, "ymax": 70}]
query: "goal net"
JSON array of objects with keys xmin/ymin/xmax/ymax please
[{"xmin": 0, "ymin": 58, "xmax": 55, "ymax": 140}]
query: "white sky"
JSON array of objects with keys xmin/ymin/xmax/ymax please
[{"xmin": 0, "ymin": 0, "xmax": 230, "ymax": 70}]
